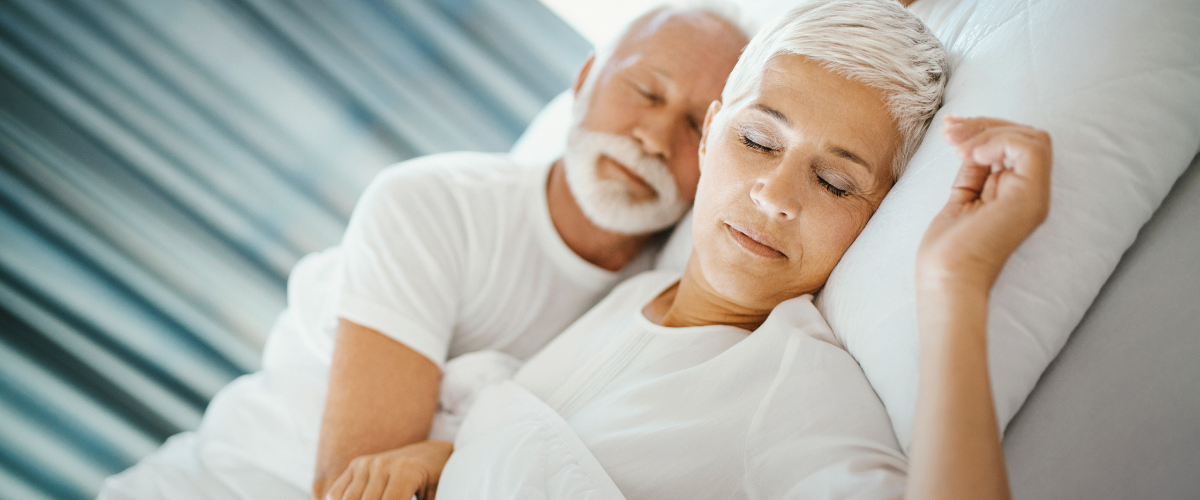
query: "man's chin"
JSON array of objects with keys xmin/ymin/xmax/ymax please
[
  {"xmin": 579, "ymin": 199, "xmax": 686, "ymax": 236},
  {"xmin": 596, "ymin": 157, "xmax": 657, "ymax": 200},
  {"xmin": 565, "ymin": 157, "xmax": 685, "ymax": 234}
]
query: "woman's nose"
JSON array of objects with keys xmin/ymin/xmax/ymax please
[{"xmin": 750, "ymin": 172, "xmax": 801, "ymax": 220}]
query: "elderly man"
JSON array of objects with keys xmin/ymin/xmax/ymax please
[{"xmin": 98, "ymin": 4, "xmax": 749, "ymax": 500}]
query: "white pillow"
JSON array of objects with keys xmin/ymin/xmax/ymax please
[
  {"xmin": 513, "ymin": 0, "xmax": 1200, "ymax": 453},
  {"xmin": 818, "ymin": 0, "xmax": 1200, "ymax": 451},
  {"xmin": 509, "ymin": 91, "xmax": 571, "ymax": 167}
]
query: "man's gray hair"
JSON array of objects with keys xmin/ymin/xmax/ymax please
[
  {"xmin": 666, "ymin": 0, "xmax": 758, "ymax": 41},
  {"xmin": 587, "ymin": 1, "xmax": 758, "ymax": 83},
  {"xmin": 718, "ymin": 0, "xmax": 949, "ymax": 179}
]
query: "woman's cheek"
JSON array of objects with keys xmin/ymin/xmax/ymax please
[
  {"xmin": 696, "ymin": 161, "xmax": 746, "ymax": 217},
  {"xmin": 820, "ymin": 202, "xmax": 875, "ymax": 263}
]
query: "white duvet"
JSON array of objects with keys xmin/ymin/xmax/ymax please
[
  {"xmin": 438, "ymin": 381, "xmax": 627, "ymax": 500},
  {"xmin": 437, "ymin": 271, "xmax": 909, "ymax": 500},
  {"xmin": 100, "ymin": 270, "xmax": 908, "ymax": 500}
]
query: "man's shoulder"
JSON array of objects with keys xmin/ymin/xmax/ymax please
[
  {"xmin": 371, "ymin": 152, "xmax": 540, "ymax": 193},
  {"xmin": 351, "ymin": 152, "xmax": 546, "ymax": 235}
]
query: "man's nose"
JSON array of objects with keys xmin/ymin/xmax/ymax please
[
  {"xmin": 630, "ymin": 109, "xmax": 676, "ymax": 160},
  {"xmin": 750, "ymin": 168, "xmax": 802, "ymax": 220}
]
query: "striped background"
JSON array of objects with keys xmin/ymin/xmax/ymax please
[{"xmin": 0, "ymin": 0, "xmax": 588, "ymax": 498}]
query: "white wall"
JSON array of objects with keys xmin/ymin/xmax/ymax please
[
  {"xmin": 536, "ymin": 0, "xmax": 657, "ymax": 47},
  {"xmin": 537, "ymin": 0, "xmax": 805, "ymax": 48}
]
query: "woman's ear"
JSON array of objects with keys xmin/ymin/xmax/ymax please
[
  {"xmin": 573, "ymin": 54, "xmax": 596, "ymax": 97},
  {"xmin": 698, "ymin": 100, "xmax": 722, "ymax": 170}
]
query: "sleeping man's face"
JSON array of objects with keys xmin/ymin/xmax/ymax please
[{"xmin": 562, "ymin": 9, "xmax": 747, "ymax": 235}]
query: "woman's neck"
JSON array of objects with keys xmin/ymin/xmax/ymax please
[{"xmin": 643, "ymin": 254, "xmax": 774, "ymax": 332}]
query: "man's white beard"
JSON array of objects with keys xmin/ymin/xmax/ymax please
[{"xmin": 563, "ymin": 126, "xmax": 689, "ymax": 235}]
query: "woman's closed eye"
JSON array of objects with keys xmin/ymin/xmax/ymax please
[
  {"xmin": 737, "ymin": 122, "xmax": 782, "ymax": 153},
  {"xmin": 817, "ymin": 174, "xmax": 849, "ymax": 197},
  {"xmin": 814, "ymin": 166, "xmax": 856, "ymax": 198},
  {"xmin": 740, "ymin": 133, "xmax": 775, "ymax": 153}
]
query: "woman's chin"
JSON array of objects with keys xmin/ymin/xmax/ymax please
[
  {"xmin": 698, "ymin": 259, "xmax": 786, "ymax": 311},
  {"xmin": 692, "ymin": 228, "xmax": 818, "ymax": 311}
]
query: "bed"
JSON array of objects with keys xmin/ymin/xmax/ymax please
[
  {"xmin": 1002, "ymin": 152, "xmax": 1200, "ymax": 498},
  {"xmin": 514, "ymin": 0, "xmax": 1200, "ymax": 496}
]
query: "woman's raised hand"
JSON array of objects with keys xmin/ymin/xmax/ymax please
[
  {"xmin": 323, "ymin": 440, "xmax": 452, "ymax": 500},
  {"xmin": 918, "ymin": 116, "xmax": 1053, "ymax": 294},
  {"xmin": 909, "ymin": 116, "xmax": 1050, "ymax": 500}
]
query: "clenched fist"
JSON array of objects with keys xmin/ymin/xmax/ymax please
[{"xmin": 918, "ymin": 116, "xmax": 1052, "ymax": 295}]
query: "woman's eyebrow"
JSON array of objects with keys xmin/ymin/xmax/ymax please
[
  {"xmin": 828, "ymin": 146, "xmax": 875, "ymax": 176},
  {"xmin": 752, "ymin": 104, "xmax": 790, "ymax": 126}
]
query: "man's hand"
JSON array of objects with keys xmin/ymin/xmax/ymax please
[
  {"xmin": 321, "ymin": 440, "xmax": 453, "ymax": 500},
  {"xmin": 312, "ymin": 320, "xmax": 442, "ymax": 499},
  {"xmin": 918, "ymin": 116, "xmax": 1052, "ymax": 296}
]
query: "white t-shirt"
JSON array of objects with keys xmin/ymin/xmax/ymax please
[
  {"xmin": 514, "ymin": 271, "xmax": 909, "ymax": 499},
  {"xmin": 155, "ymin": 152, "xmax": 655, "ymax": 494},
  {"xmin": 284, "ymin": 151, "xmax": 653, "ymax": 368}
]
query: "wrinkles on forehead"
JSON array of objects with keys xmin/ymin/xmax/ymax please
[
  {"xmin": 609, "ymin": 8, "xmax": 745, "ymax": 63},
  {"xmin": 600, "ymin": 11, "xmax": 745, "ymax": 92},
  {"xmin": 621, "ymin": 9, "xmax": 711, "ymax": 48},
  {"xmin": 572, "ymin": 6, "xmax": 747, "ymax": 144}
]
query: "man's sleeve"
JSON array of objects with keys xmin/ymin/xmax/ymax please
[{"xmin": 335, "ymin": 163, "xmax": 468, "ymax": 368}]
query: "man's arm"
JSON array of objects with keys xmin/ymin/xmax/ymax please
[{"xmin": 311, "ymin": 319, "xmax": 441, "ymax": 499}]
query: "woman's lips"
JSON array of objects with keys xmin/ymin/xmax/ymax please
[{"xmin": 724, "ymin": 222, "xmax": 786, "ymax": 259}]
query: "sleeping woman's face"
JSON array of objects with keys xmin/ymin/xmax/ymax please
[{"xmin": 692, "ymin": 54, "xmax": 902, "ymax": 311}]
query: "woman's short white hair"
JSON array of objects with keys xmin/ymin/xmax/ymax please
[{"xmin": 719, "ymin": 0, "xmax": 948, "ymax": 179}]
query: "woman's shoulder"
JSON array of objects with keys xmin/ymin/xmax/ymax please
[
  {"xmin": 737, "ymin": 301, "xmax": 906, "ymax": 497},
  {"xmin": 753, "ymin": 294, "xmax": 839, "ymax": 347}
]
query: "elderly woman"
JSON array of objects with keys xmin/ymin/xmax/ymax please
[{"xmin": 324, "ymin": 1, "xmax": 1049, "ymax": 499}]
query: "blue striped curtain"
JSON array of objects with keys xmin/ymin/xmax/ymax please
[{"xmin": 0, "ymin": 0, "xmax": 589, "ymax": 497}]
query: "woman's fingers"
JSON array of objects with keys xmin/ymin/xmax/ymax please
[
  {"xmin": 981, "ymin": 166, "xmax": 1002, "ymax": 203},
  {"xmin": 941, "ymin": 116, "xmax": 1022, "ymax": 144},
  {"xmin": 944, "ymin": 117, "xmax": 1051, "ymax": 188},
  {"xmin": 950, "ymin": 127, "xmax": 1051, "ymax": 216},
  {"xmin": 960, "ymin": 129, "xmax": 1049, "ymax": 176},
  {"xmin": 941, "ymin": 118, "xmax": 1054, "ymax": 229},
  {"xmin": 921, "ymin": 116, "xmax": 1054, "ymax": 292},
  {"xmin": 955, "ymin": 127, "xmax": 1039, "ymax": 165},
  {"xmin": 947, "ymin": 161, "xmax": 991, "ymax": 205}
]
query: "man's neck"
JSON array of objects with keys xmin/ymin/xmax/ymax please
[{"xmin": 546, "ymin": 159, "xmax": 656, "ymax": 272}]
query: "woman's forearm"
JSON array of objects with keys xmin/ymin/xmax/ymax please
[
  {"xmin": 907, "ymin": 283, "xmax": 1010, "ymax": 500},
  {"xmin": 908, "ymin": 116, "xmax": 1050, "ymax": 499}
]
